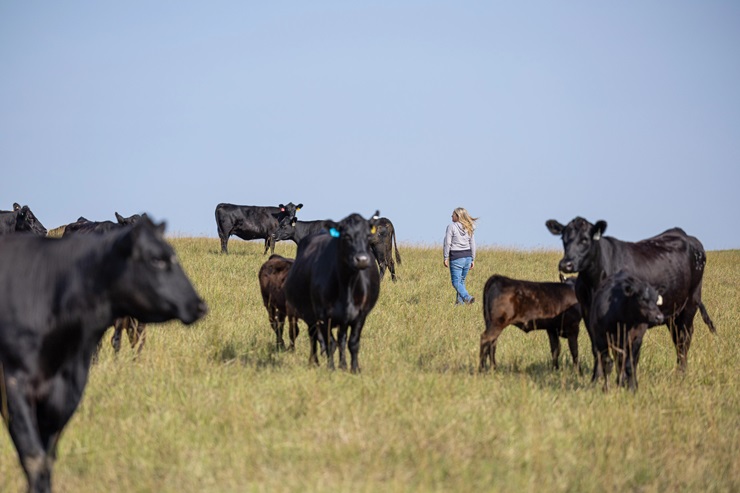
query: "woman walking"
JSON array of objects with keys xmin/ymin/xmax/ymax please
[{"xmin": 443, "ymin": 207, "xmax": 478, "ymax": 305}]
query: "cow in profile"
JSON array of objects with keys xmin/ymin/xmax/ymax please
[
  {"xmin": 272, "ymin": 218, "xmax": 335, "ymax": 247},
  {"xmin": 258, "ymin": 254, "xmax": 302, "ymax": 351},
  {"xmin": 285, "ymin": 211, "xmax": 381, "ymax": 373},
  {"xmin": 0, "ymin": 217, "xmax": 208, "ymax": 493},
  {"xmin": 215, "ymin": 202, "xmax": 303, "ymax": 254},
  {"xmin": 62, "ymin": 212, "xmax": 149, "ymax": 356},
  {"xmin": 62, "ymin": 212, "xmax": 145, "ymax": 236},
  {"xmin": 479, "ymin": 274, "xmax": 581, "ymax": 372},
  {"xmin": 546, "ymin": 217, "xmax": 716, "ymax": 381},
  {"xmin": 0, "ymin": 203, "xmax": 47, "ymax": 236},
  {"xmin": 369, "ymin": 216, "xmax": 402, "ymax": 282},
  {"xmin": 590, "ymin": 271, "xmax": 665, "ymax": 391}
]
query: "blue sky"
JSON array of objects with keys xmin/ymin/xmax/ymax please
[{"xmin": 2, "ymin": 2, "xmax": 738, "ymax": 250}]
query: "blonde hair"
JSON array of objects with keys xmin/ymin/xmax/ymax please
[{"xmin": 453, "ymin": 207, "xmax": 478, "ymax": 236}]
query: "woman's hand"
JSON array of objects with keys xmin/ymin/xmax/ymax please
[
  {"xmin": 470, "ymin": 260, "xmax": 474, "ymax": 270},
  {"xmin": 444, "ymin": 259, "xmax": 449, "ymax": 268}
]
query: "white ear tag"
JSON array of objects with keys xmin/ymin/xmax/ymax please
[
  {"xmin": 593, "ymin": 231, "xmax": 601, "ymax": 241},
  {"xmin": 657, "ymin": 295, "xmax": 663, "ymax": 306}
]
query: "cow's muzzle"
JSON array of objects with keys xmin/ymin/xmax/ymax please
[
  {"xmin": 353, "ymin": 254, "xmax": 371, "ymax": 270},
  {"xmin": 558, "ymin": 259, "xmax": 575, "ymax": 273}
]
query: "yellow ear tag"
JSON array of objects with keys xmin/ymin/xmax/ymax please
[{"xmin": 370, "ymin": 225, "xmax": 376, "ymax": 234}]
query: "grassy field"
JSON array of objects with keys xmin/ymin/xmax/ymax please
[{"xmin": 1, "ymin": 238, "xmax": 738, "ymax": 493}]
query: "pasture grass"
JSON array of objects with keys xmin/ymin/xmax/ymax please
[{"xmin": 1, "ymin": 239, "xmax": 738, "ymax": 493}]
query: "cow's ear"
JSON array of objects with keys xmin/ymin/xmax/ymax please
[
  {"xmin": 115, "ymin": 212, "xmax": 125, "ymax": 224},
  {"xmin": 13, "ymin": 202, "xmax": 21, "ymax": 211},
  {"xmin": 296, "ymin": 203, "xmax": 303, "ymax": 210},
  {"xmin": 156, "ymin": 221, "xmax": 166, "ymax": 236},
  {"xmin": 291, "ymin": 217, "xmax": 297, "ymax": 227},
  {"xmin": 592, "ymin": 221, "xmax": 607, "ymax": 241},
  {"xmin": 546, "ymin": 220, "xmax": 564, "ymax": 236}
]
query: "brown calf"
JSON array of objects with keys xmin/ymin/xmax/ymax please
[
  {"xmin": 480, "ymin": 274, "xmax": 581, "ymax": 372},
  {"xmin": 258, "ymin": 254, "xmax": 301, "ymax": 350}
]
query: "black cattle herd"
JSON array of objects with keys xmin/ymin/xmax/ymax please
[{"xmin": 0, "ymin": 201, "xmax": 717, "ymax": 492}]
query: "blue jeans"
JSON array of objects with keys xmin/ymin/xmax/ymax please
[{"xmin": 449, "ymin": 256, "xmax": 473, "ymax": 304}]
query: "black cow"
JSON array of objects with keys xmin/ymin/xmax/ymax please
[
  {"xmin": 480, "ymin": 274, "xmax": 582, "ymax": 372},
  {"xmin": 0, "ymin": 203, "xmax": 47, "ymax": 236},
  {"xmin": 62, "ymin": 212, "xmax": 144, "ymax": 236},
  {"xmin": 590, "ymin": 271, "xmax": 665, "ymax": 391},
  {"xmin": 215, "ymin": 202, "xmax": 302, "ymax": 254},
  {"xmin": 62, "ymin": 212, "xmax": 149, "ymax": 356},
  {"xmin": 284, "ymin": 211, "xmax": 381, "ymax": 373},
  {"xmin": 546, "ymin": 217, "xmax": 716, "ymax": 381},
  {"xmin": 0, "ymin": 217, "xmax": 207, "ymax": 493},
  {"xmin": 258, "ymin": 254, "xmax": 303, "ymax": 351},
  {"xmin": 272, "ymin": 218, "xmax": 335, "ymax": 246},
  {"xmin": 369, "ymin": 217, "xmax": 402, "ymax": 282}
]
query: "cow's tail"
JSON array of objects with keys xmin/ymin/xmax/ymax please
[
  {"xmin": 698, "ymin": 302, "xmax": 717, "ymax": 334},
  {"xmin": 392, "ymin": 228, "xmax": 401, "ymax": 265},
  {"xmin": 215, "ymin": 204, "xmax": 226, "ymax": 239}
]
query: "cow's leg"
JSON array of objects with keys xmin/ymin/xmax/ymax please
[
  {"xmin": 348, "ymin": 317, "xmax": 365, "ymax": 374},
  {"xmin": 567, "ymin": 335, "xmax": 580, "ymax": 374},
  {"xmin": 124, "ymin": 317, "xmax": 138, "ymax": 348},
  {"xmin": 479, "ymin": 325, "xmax": 504, "ymax": 372},
  {"xmin": 219, "ymin": 233, "xmax": 229, "ymax": 254},
  {"xmin": 546, "ymin": 329, "xmax": 562, "ymax": 370},
  {"xmin": 388, "ymin": 258, "xmax": 397, "ymax": 282},
  {"xmin": 111, "ymin": 317, "xmax": 125, "ymax": 353},
  {"xmin": 322, "ymin": 320, "xmax": 336, "ymax": 371},
  {"xmin": 624, "ymin": 325, "xmax": 647, "ymax": 392},
  {"xmin": 270, "ymin": 308, "xmax": 286, "ymax": 351},
  {"xmin": 377, "ymin": 261, "xmax": 387, "ymax": 280},
  {"xmin": 336, "ymin": 324, "xmax": 349, "ymax": 371},
  {"xmin": 287, "ymin": 317, "xmax": 299, "ymax": 351},
  {"xmin": 670, "ymin": 304, "xmax": 698, "ymax": 371},
  {"xmin": 307, "ymin": 324, "xmax": 320, "ymax": 367},
  {"xmin": 134, "ymin": 322, "xmax": 147, "ymax": 354},
  {"xmin": 3, "ymin": 372, "xmax": 53, "ymax": 493}
]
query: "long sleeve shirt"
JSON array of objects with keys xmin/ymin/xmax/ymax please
[{"xmin": 443, "ymin": 222, "xmax": 476, "ymax": 261}]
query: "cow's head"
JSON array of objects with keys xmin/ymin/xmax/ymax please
[
  {"xmin": 277, "ymin": 202, "xmax": 303, "ymax": 221},
  {"xmin": 115, "ymin": 211, "xmax": 146, "ymax": 226},
  {"xmin": 111, "ymin": 216, "xmax": 208, "ymax": 325},
  {"xmin": 614, "ymin": 272, "xmax": 665, "ymax": 326},
  {"xmin": 15, "ymin": 205, "xmax": 48, "ymax": 236},
  {"xmin": 546, "ymin": 217, "xmax": 606, "ymax": 274},
  {"xmin": 327, "ymin": 211, "xmax": 380, "ymax": 271},
  {"xmin": 273, "ymin": 216, "xmax": 298, "ymax": 242}
]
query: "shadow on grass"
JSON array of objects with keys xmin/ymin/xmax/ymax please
[{"xmin": 211, "ymin": 340, "xmax": 288, "ymax": 371}]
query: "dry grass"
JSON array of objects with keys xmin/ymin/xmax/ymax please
[{"xmin": 1, "ymin": 238, "xmax": 738, "ymax": 493}]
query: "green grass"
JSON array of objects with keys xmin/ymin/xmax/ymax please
[{"xmin": 2, "ymin": 239, "xmax": 738, "ymax": 493}]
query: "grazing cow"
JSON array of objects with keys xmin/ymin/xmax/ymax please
[
  {"xmin": 546, "ymin": 217, "xmax": 716, "ymax": 381},
  {"xmin": 62, "ymin": 212, "xmax": 149, "ymax": 356},
  {"xmin": 215, "ymin": 202, "xmax": 303, "ymax": 254},
  {"xmin": 258, "ymin": 254, "xmax": 302, "ymax": 351},
  {"xmin": 0, "ymin": 203, "xmax": 47, "ymax": 236},
  {"xmin": 284, "ymin": 211, "xmax": 381, "ymax": 372},
  {"xmin": 0, "ymin": 217, "xmax": 207, "ymax": 493},
  {"xmin": 590, "ymin": 271, "xmax": 665, "ymax": 391},
  {"xmin": 479, "ymin": 274, "xmax": 582, "ymax": 372},
  {"xmin": 62, "ymin": 212, "xmax": 144, "ymax": 236},
  {"xmin": 272, "ymin": 218, "xmax": 335, "ymax": 246},
  {"xmin": 368, "ymin": 217, "xmax": 402, "ymax": 282}
]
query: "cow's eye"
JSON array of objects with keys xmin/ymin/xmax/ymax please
[{"xmin": 151, "ymin": 258, "xmax": 168, "ymax": 270}]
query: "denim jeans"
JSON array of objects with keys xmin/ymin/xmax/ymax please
[{"xmin": 449, "ymin": 256, "xmax": 473, "ymax": 304}]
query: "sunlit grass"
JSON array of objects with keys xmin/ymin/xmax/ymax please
[{"xmin": 1, "ymin": 239, "xmax": 738, "ymax": 493}]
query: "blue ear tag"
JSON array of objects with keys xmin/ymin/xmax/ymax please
[{"xmin": 329, "ymin": 227, "xmax": 340, "ymax": 238}]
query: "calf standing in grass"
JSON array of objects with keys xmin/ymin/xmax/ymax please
[
  {"xmin": 479, "ymin": 275, "xmax": 581, "ymax": 372},
  {"xmin": 285, "ymin": 211, "xmax": 381, "ymax": 373},
  {"xmin": 258, "ymin": 254, "xmax": 301, "ymax": 351},
  {"xmin": 590, "ymin": 271, "xmax": 665, "ymax": 391},
  {"xmin": 0, "ymin": 217, "xmax": 207, "ymax": 493}
]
